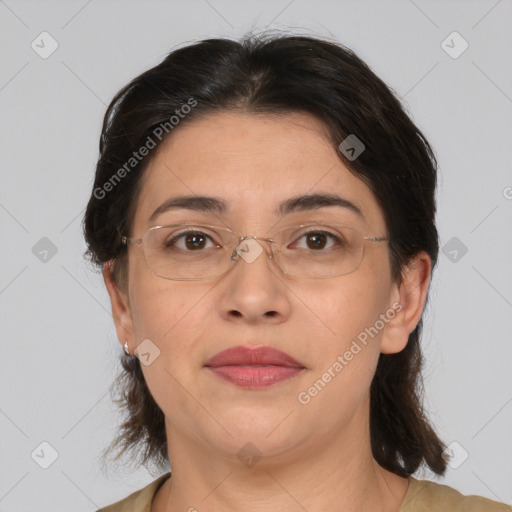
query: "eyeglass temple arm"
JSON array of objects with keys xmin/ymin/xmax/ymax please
[
  {"xmin": 364, "ymin": 236, "xmax": 387, "ymax": 242},
  {"xmin": 120, "ymin": 236, "xmax": 143, "ymax": 246}
]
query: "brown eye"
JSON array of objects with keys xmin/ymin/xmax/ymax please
[
  {"xmin": 305, "ymin": 233, "xmax": 328, "ymax": 249},
  {"xmin": 184, "ymin": 233, "xmax": 207, "ymax": 250},
  {"xmin": 292, "ymin": 230, "xmax": 340, "ymax": 251},
  {"xmin": 167, "ymin": 231, "xmax": 218, "ymax": 251}
]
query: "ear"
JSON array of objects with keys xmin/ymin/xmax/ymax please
[
  {"xmin": 103, "ymin": 260, "xmax": 135, "ymax": 353},
  {"xmin": 380, "ymin": 251, "xmax": 432, "ymax": 355}
]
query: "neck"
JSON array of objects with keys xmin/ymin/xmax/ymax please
[{"xmin": 151, "ymin": 405, "xmax": 409, "ymax": 512}]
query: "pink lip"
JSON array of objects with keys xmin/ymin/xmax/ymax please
[{"xmin": 204, "ymin": 346, "xmax": 306, "ymax": 389}]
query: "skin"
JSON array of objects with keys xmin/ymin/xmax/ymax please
[{"xmin": 104, "ymin": 111, "xmax": 431, "ymax": 512}]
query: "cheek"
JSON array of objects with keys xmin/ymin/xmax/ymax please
[
  {"xmin": 310, "ymin": 268, "xmax": 390, "ymax": 348},
  {"xmin": 130, "ymin": 278, "xmax": 213, "ymax": 430},
  {"xmin": 298, "ymin": 266, "xmax": 391, "ymax": 395},
  {"xmin": 130, "ymin": 280, "xmax": 206, "ymax": 347},
  {"xmin": 127, "ymin": 258, "xmax": 226, "ymax": 389},
  {"xmin": 294, "ymin": 281, "xmax": 384, "ymax": 425},
  {"xmin": 128, "ymin": 253, "xmax": 191, "ymax": 336}
]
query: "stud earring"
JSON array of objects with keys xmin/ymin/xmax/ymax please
[{"xmin": 123, "ymin": 341, "xmax": 130, "ymax": 356}]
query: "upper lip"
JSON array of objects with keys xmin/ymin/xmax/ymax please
[{"xmin": 204, "ymin": 346, "xmax": 305, "ymax": 368}]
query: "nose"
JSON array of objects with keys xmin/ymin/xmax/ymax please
[{"xmin": 218, "ymin": 237, "xmax": 291, "ymax": 324}]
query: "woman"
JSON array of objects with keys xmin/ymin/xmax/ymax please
[{"xmin": 84, "ymin": 33, "xmax": 510, "ymax": 511}]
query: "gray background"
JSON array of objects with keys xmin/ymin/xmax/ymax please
[{"xmin": 1, "ymin": 0, "xmax": 511, "ymax": 510}]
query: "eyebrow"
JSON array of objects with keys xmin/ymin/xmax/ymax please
[{"xmin": 148, "ymin": 193, "xmax": 364, "ymax": 223}]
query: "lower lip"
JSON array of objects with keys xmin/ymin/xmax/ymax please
[{"xmin": 206, "ymin": 365, "xmax": 304, "ymax": 389}]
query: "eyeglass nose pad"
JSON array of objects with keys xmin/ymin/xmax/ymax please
[{"xmin": 233, "ymin": 238, "xmax": 264, "ymax": 264}]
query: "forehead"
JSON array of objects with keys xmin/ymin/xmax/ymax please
[{"xmin": 133, "ymin": 112, "xmax": 385, "ymax": 233}]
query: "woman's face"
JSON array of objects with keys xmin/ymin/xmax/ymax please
[{"xmin": 106, "ymin": 111, "xmax": 417, "ymax": 463}]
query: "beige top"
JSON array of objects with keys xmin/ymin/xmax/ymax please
[{"xmin": 97, "ymin": 472, "xmax": 512, "ymax": 511}]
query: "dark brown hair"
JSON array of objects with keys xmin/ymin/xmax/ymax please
[{"xmin": 83, "ymin": 31, "xmax": 447, "ymax": 478}]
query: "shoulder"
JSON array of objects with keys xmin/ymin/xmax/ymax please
[
  {"xmin": 96, "ymin": 472, "xmax": 171, "ymax": 512},
  {"xmin": 401, "ymin": 476, "xmax": 512, "ymax": 511}
]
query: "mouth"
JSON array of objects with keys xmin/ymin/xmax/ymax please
[{"xmin": 204, "ymin": 345, "xmax": 306, "ymax": 389}]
